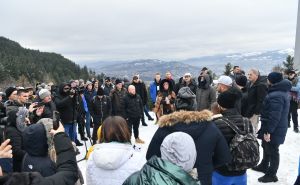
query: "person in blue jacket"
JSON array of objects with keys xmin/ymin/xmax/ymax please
[
  {"xmin": 253, "ymin": 72, "xmax": 291, "ymax": 183},
  {"xmin": 149, "ymin": 73, "xmax": 161, "ymax": 106}
]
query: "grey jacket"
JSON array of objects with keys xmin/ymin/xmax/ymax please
[{"xmin": 196, "ymin": 86, "xmax": 216, "ymax": 111}]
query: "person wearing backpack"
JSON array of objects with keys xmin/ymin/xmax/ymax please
[
  {"xmin": 253, "ymin": 72, "xmax": 291, "ymax": 183},
  {"xmin": 213, "ymin": 90, "xmax": 257, "ymax": 185}
]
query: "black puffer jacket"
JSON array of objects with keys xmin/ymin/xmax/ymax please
[
  {"xmin": 131, "ymin": 81, "xmax": 148, "ymax": 105},
  {"xmin": 0, "ymin": 132, "xmax": 78, "ymax": 185},
  {"xmin": 54, "ymin": 83, "xmax": 77, "ymax": 124},
  {"xmin": 214, "ymin": 108, "xmax": 253, "ymax": 176},
  {"xmin": 175, "ymin": 79, "xmax": 197, "ymax": 95},
  {"xmin": 245, "ymin": 76, "xmax": 268, "ymax": 117},
  {"xmin": 124, "ymin": 93, "xmax": 143, "ymax": 119},
  {"xmin": 90, "ymin": 95, "xmax": 112, "ymax": 122}
]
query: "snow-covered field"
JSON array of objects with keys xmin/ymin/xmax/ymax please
[{"xmin": 77, "ymin": 112, "xmax": 300, "ymax": 185}]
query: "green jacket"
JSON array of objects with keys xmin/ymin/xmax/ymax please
[{"xmin": 123, "ymin": 156, "xmax": 199, "ymax": 185}]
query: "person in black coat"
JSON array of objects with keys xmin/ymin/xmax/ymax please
[
  {"xmin": 235, "ymin": 75, "xmax": 248, "ymax": 117},
  {"xmin": 124, "ymin": 85, "xmax": 144, "ymax": 144},
  {"xmin": 0, "ymin": 122, "xmax": 78, "ymax": 185},
  {"xmin": 90, "ymin": 87, "xmax": 112, "ymax": 144},
  {"xmin": 245, "ymin": 69, "xmax": 268, "ymax": 133},
  {"xmin": 110, "ymin": 79, "xmax": 127, "ymax": 118},
  {"xmin": 174, "ymin": 73, "xmax": 197, "ymax": 95},
  {"xmin": 131, "ymin": 76, "xmax": 153, "ymax": 126},
  {"xmin": 54, "ymin": 83, "xmax": 77, "ymax": 142},
  {"xmin": 212, "ymin": 90, "xmax": 254, "ymax": 185},
  {"xmin": 146, "ymin": 98, "xmax": 232, "ymax": 185},
  {"xmin": 254, "ymin": 72, "xmax": 291, "ymax": 183},
  {"xmin": 5, "ymin": 109, "xmax": 28, "ymax": 172}
]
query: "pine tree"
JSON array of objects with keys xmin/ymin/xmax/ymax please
[
  {"xmin": 224, "ymin": 62, "xmax": 232, "ymax": 76},
  {"xmin": 283, "ymin": 55, "xmax": 294, "ymax": 71}
]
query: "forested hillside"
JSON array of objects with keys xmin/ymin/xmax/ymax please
[{"xmin": 0, "ymin": 36, "xmax": 92, "ymax": 87}]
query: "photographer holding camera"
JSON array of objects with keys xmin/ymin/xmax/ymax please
[{"xmin": 54, "ymin": 83, "xmax": 78, "ymax": 142}]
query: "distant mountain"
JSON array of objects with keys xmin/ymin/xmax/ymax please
[
  {"xmin": 0, "ymin": 36, "xmax": 92, "ymax": 88},
  {"xmin": 180, "ymin": 49, "xmax": 294, "ymax": 75},
  {"xmin": 84, "ymin": 49, "xmax": 293, "ymax": 81},
  {"xmin": 98, "ymin": 59, "xmax": 201, "ymax": 81}
]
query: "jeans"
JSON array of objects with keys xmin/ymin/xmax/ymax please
[
  {"xmin": 64, "ymin": 123, "xmax": 76, "ymax": 142},
  {"xmin": 85, "ymin": 112, "xmax": 91, "ymax": 137},
  {"xmin": 212, "ymin": 171, "xmax": 247, "ymax": 185}
]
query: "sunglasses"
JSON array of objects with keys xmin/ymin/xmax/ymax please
[{"xmin": 63, "ymin": 87, "xmax": 70, "ymax": 90}]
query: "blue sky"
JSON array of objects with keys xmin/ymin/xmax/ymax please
[{"xmin": 0, "ymin": 0, "xmax": 298, "ymax": 62}]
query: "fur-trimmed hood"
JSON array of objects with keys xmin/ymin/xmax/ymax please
[{"xmin": 158, "ymin": 110, "xmax": 213, "ymax": 127}]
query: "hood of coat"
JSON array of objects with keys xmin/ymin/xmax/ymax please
[
  {"xmin": 158, "ymin": 110, "xmax": 213, "ymax": 127},
  {"xmin": 58, "ymin": 82, "xmax": 70, "ymax": 96},
  {"xmin": 268, "ymin": 79, "xmax": 292, "ymax": 93},
  {"xmin": 92, "ymin": 142, "xmax": 134, "ymax": 170},
  {"xmin": 23, "ymin": 123, "xmax": 48, "ymax": 156}
]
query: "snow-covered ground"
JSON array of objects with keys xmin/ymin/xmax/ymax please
[{"xmin": 77, "ymin": 112, "xmax": 300, "ymax": 185}]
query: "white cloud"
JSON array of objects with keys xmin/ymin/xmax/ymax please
[{"xmin": 0, "ymin": 0, "xmax": 298, "ymax": 62}]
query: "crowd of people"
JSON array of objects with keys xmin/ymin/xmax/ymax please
[{"xmin": 0, "ymin": 66, "xmax": 299, "ymax": 185}]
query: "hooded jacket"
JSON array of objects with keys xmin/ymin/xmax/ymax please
[
  {"xmin": 175, "ymin": 78, "xmax": 197, "ymax": 95},
  {"xmin": 0, "ymin": 132, "xmax": 78, "ymax": 185},
  {"xmin": 258, "ymin": 79, "xmax": 291, "ymax": 145},
  {"xmin": 54, "ymin": 83, "xmax": 77, "ymax": 124},
  {"xmin": 150, "ymin": 79, "xmax": 161, "ymax": 103},
  {"xmin": 86, "ymin": 142, "xmax": 145, "ymax": 185},
  {"xmin": 123, "ymin": 156, "xmax": 199, "ymax": 185},
  {"xmin": 196, "ymin": 75, "xmax": 216, "ymax": 111},
  {"xmin": 22, "ymin": 123, "xmax": 56, "ymax": 177},
  {"xmin": 146, "ymin": 110, "xmax": 232, "ymax": 185}
]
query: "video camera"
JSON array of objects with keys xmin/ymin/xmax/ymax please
[{"xmin": 69, "ymin": 86, "xmax": 85, "ymax": 96}]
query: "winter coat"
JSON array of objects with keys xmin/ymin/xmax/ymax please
[
  {"xmin": 245, "ymin": 76, "xmax": 268, "ymax": 117},
  {"xmin": 213, "ymin": 108, "xmax": 253, "ymax": 176},
  {"xmin": 31, "ymin": 101, "xmax": 56, "ymax": 123},
  {"xmin": 227, "ymin": 86, "xmax": 243, "ymax": 114},
  {"xmin": 54, "ymin": 83, "xmax": 77, "ymax": 124},
  {"xmin": 90, "ymin": 95, "xmax": 112, "ymax": 124},
  {"xmin": 5, "ymin": 125, "xmax": 25, "ymax": 172},
  {"xmin": 258, "ymin": 79, "xmax": 291, "ymax": 145},
  {"xmin": 150, "ymin": 79, "xmax": 161, "ymax": 103},
  {"xmin": 289, "ymin": 76, "xmax": 300, "ymax": 102},
  {"xmin": 124, "ymin": 93, "xmax": 144, "ymax": 119},
  {"xmin": 22, "ymin": 123, "xmax": 56, "ymax": 177},
  {"xmin": 0, "ymin": 132, "xmax": 78, "ymax": 185},
  {"xmin": 196, "ymin": 88, "xmax": 216, "ymax": 112},
  {"xmin": 153, "ymin": 91, "xmax": 176, "ymax": 118},
  {"xmin": 123, "ymin": 156, "xmax": 198, "ymax": 185},
  {"xmin": 132, "ymin": 81, "xmax": 148, "ymax": 104},
  {"xmin": 84, "ymin": 89, "xmax": 97, "ymax": 111},
  {"xmin": 175, "ymin": 79, "xmax": 197, "ymax": 95},
  {"xmin": 103, "ymin": 83, "xmax": 114, "ymax": 96},
  {"xmin": 86, "ymin": 142, "xmax": 145, "ymax": 185},
  {"xmin": 240, "ymin": 87, "xmax": 248, "ymax": 117},
  {"xmin": 146, "ymin": 110, "xmax": 232, "ymax": 185},
  {"xmin": 110, "ymin": 88, "xmax": 127, "ymax": 118}
]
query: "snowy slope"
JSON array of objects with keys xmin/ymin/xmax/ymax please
[{"xmin": 77, "ymin": 111, "xmax": 300, "ymax": 185}]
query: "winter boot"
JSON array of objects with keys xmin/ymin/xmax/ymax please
[
  {"xmin": 135, "ymin": 138, "xmax": 145, "ymax": 144},
  {"xmin": 258, "ymin": 175, "xmax": 278, "ymax": 183}
]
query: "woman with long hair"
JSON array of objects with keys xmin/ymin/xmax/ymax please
[{"xmin": 86, "ymin": 116, "xmax": 145, "ymax": 185}]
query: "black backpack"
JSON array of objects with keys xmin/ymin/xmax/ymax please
[{"xmin": 221, "ymin": 117, "xmax": 260, "ymax": 171}]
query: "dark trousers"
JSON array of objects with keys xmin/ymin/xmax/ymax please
[
  {"xmin": 288, "ymin": 100, "xmax": 299, "ymax": 129},
  {"xmin": 127, "ymin": 117, "xmax": 140, "ymax": 139},
  {"xmin": 260, "ymin": 140, "xmax": 280, "ymax": 176},
  {"xmin": 77, "ymin": 115, "xmax": 86, "ymax": 138},
  {"xmin": 92, "ymin": 116, "xmax": 102, "ymax": 143}
]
